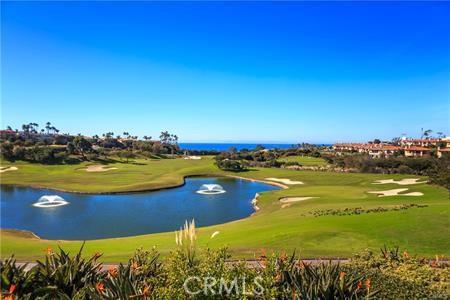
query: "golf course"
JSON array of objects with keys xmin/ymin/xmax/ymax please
[{"xmin": 1, "ymin": 157, "xmax": 449, "ymax": 262}]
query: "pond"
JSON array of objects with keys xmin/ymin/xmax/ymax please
[{"xmin": 0, "ymin": 177, "xmax": 278, "ymax": 240}]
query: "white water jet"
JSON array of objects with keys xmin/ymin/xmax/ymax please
[
  {"xmin": 196, "ymin": 184, "xmax": 226, "ymax": 195},
  {"xmin": 33, "ymin": 195, "xmax": 69, "ymax": 208}
]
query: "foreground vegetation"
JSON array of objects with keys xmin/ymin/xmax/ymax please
[{"xmin": 1, "ymin": 237, "xmax": 448, "ymax": 299}]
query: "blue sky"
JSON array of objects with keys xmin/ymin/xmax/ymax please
[{"xmin": 1, "ymin": 1, "xmax": 449, "ymax": 143}]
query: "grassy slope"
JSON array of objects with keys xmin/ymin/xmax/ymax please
[
  {"xmin": 1, "ymin": 158, "xmax": 449, "ymax": 261},
  {"xmin": 277, "ymin": 155, "xmax": 328, "ymax": 166},
  {"xmin": 0, "ymin": 158, "xmax": 224, "ymax": 193}
]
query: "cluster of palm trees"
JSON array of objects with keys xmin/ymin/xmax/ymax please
[
  {"xmin": 159, "ymin": 131, "xmax": 178, "ymax": 145},
  {"xmin": 122, "ymin": 132, "xmax": 139, "ymax": 140},
  {"xmin": 4, "ymin": 123, "xmax": 177, "ymax": 147},
  {"xmin": 396, "ymin": 129, "xmax": 446, "ymax": 141},
  {"xmin": 9, "ymin": 122, "xmax": 60, "ymax": 135},
  {"xmin": 421, "ymin": 129, "xmax": 445, "ymax": 139}
]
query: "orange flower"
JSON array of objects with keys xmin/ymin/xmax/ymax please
[
  {"xmin": 279, "ymin": 251, "xmax": 287, "ymax": 262},
  {"xmin": 297, "ymin": 260, "xmax": 306, "ymax": 269},
  {"xmin": 403, "ymin": 251, "xmax": 409, "ymax": 258},
  {"xmin": 96, "ymin": 282, "xmax": 105, "ymax": 293},
  {"xmin": 4, "ymin": 284, "xmax": 17, "ymax": 299},
  {"xmin": 108, "ymin": 266, "xmax": 118, "ymax": 277},
  {"xmin": 357, "ymin": 281, "xmax": 362, "ymax": 290},
  {"xmin": 142, "ymin": 285, "xmax": 150, "ymax": 298},
  {"xmin": 92, "ymin": 252, "xmax": 102, "ymax": 260},
  {"xmin": 260, "ymin": 249, "xmax": 267, "ymax": 259},
  {"xmin": 131, "ymin": 262, "xmax": 141, "ymax": 272},
  {"xmin": 365, "ymin": 279, "xmax": 371, "ymax": 290},
  {"xmin": 44, "ymin": 247, "xmax": 53, "ymax": 255},
  {"xmin": 339, "ymin": 272, "xmax": 346, "ymax": 281}
]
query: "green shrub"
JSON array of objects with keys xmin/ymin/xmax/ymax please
[
  {"xmin": 32, "ymin": 243, "xmax": 102, "ymax": 298},
  {"xmin": 1, "ymin": 243, "xmax": 448, "ymax": 299},
  {"xmin": 0, "ymin": 256, "xmax": 37, "ymax": 298},
  {"xmin": 282, "ymin": 262, "xmax": 377, "ymax": 299},
  {"xmin": 348, "ymin": 247, "xmax": 449, "ymax": 299},
  {"xmin": 215, "ymin": 159, "xmax": 247, "ymax": 172}
]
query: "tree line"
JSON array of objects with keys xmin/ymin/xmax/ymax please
[{"xmin": 0, "ymin": 122, "xmax": 180, "ymax": 164}]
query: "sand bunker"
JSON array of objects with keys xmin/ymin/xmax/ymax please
[
  {"xmin": 368, "ymin": 188, "xmax": 423, "ymax": 197},
  {"xmin": 184, "ymin": 156, "xmax": 202, "ymax": 160},
  {"xmin": 85, "ymin": 165, "xmax": 118, "ymax": 172},
  {"xmin": 372, "ymin": 178, "xmax": 427, "ymax": 185},
  {"xmin": 279, "ymin": 196, "xmax": 318, "ymax": 204},
  {"xmin": 0, "ymin": 166, "xmax": 18, "ymax": 173},
  {"xmin": 265, "ymin": 178, "xmax": 304, "ymax": 185}
]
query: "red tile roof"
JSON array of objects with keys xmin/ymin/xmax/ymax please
[
  {"xmin": 405, "ymin": 146, "xmax": 430, "ymax": 151},
  {"xmin": 408, "ymin": 138, "xmax": 440, "ymax": 142}
]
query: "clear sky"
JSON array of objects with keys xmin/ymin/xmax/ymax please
[{"xmin": 1, "ymin": 1, "xmax": 449, "ymax": 143}]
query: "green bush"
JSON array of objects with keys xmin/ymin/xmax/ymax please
[
  {"xmin": 1, "ymin": 244, "xmax": 448, "ymax": 299},
  {"xmin": 282, "ymin": 261, "xmax": 377, "ymax": 299},
  {"xmin": 348, "ymin": 247, "xmax": 449, "ymax": 299},
  {"xmin": 215, "ymin": 158, "xmax": 247, "ymax": 172},
  {"xmin": 0, "ymin": 256, "xmax": 36, "ymax": 297},
  {"xmin": 32, "ymin": 244, "xmax": 102, "ymax": 298}
]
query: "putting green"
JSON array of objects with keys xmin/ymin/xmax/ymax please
[{"xmin": 1, "ymin": 158, "xmax": 449, "ymax": 261}]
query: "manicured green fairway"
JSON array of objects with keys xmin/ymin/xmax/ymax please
[
  {"xmin": 0, "ymin": 157, "xmax": 223, "ymax": 193},
  {"xmin": 1, "ymin": 158, "xmax": 449, "ymax": 261},
  {"xmin": 277, "ymin": 155, "xmax": 328, "ymax": 166}
]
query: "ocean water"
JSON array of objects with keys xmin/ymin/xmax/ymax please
[{"xmin": 179, "ymin": 143, "xmax": 298, "ymax": 151}]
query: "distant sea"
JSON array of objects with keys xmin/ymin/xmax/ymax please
[{"xmin": 179, "ymin": 143, "xmax": 330, "ymax": 151}]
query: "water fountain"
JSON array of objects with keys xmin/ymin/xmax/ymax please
[
  {"xmin": 33, "ymin": 195, "xmax": 69, "ymax": 208},
  {"xmin": 196, "ymin": 184, "xmax": 226, "ymax": 195}
]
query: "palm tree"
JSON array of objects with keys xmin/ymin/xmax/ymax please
[
  {"xmin": 159, "ymin": 131, "xmax": 170, "ymax": 144},
  {"xmin": 34, "ymin": 123, "xmax": 39, "ymax": 132},
  {"xmin": 27, "ymin": 123, "xmax": 38, "ymax": 134},
  {"xmin": 423, "ymin": 129, "xmax": 433, "ymax": 139},
  {"xmin": 45, "ymin": 122, "xmax": 52, "ymax": 134}
]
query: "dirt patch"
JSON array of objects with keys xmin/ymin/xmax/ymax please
[
  {"xmin": 85, "ymin": 165, "xmax": 118, "ymax": 172},
  {"xmin": 265, "ymin": 178, "xmax": 304, "ymax": 185},
  {"xmin": 368, "ymin": 188, "xmax": 424, "ymax": 197}
]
